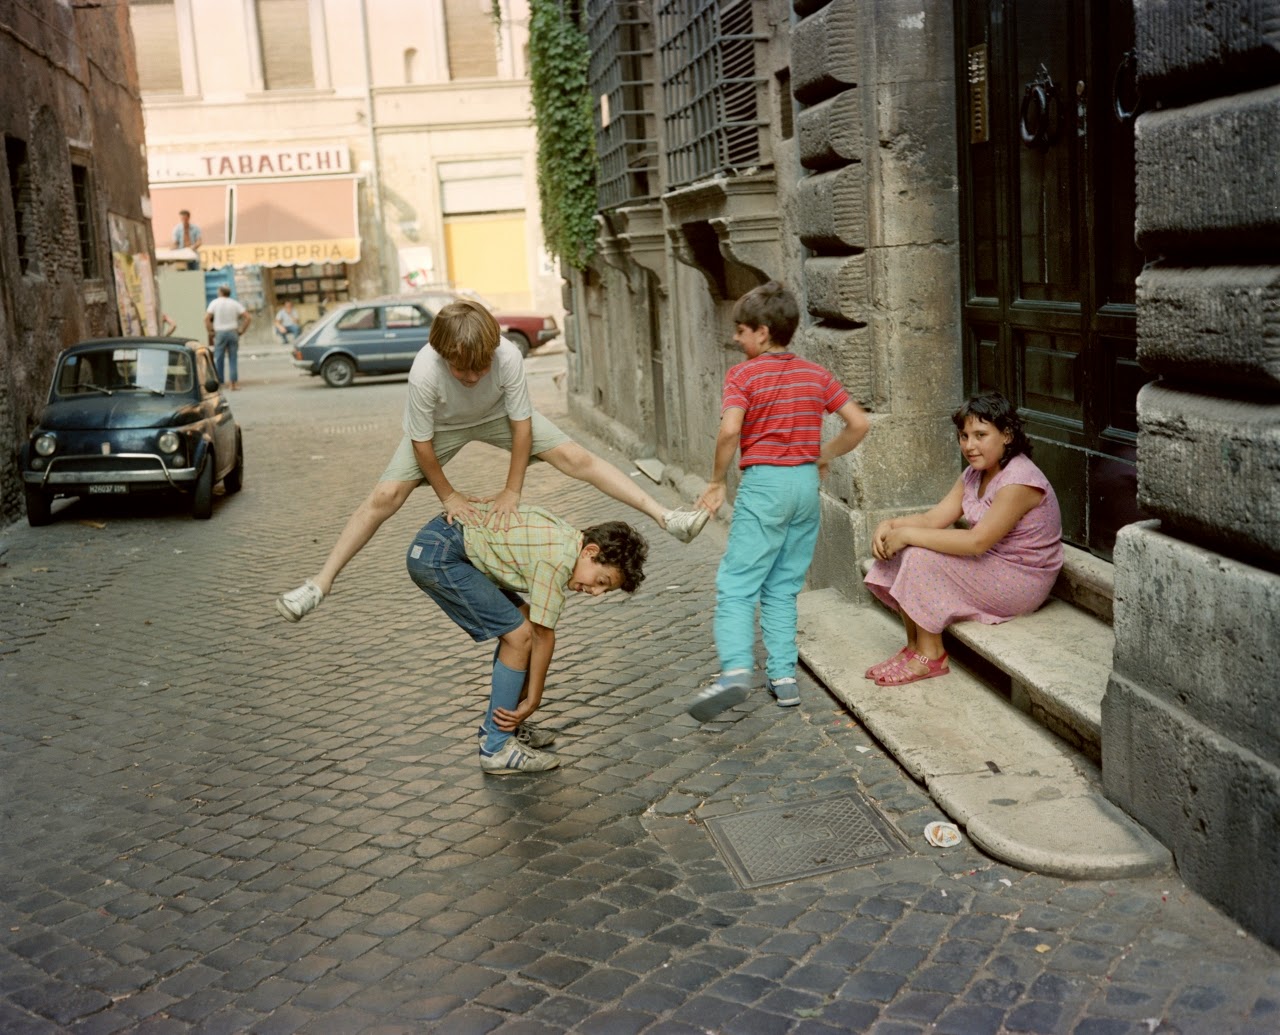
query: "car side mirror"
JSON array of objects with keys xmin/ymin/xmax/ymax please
[{"xmin": 205, "ymin": 379, "xmax": 220, "ymax": 392}]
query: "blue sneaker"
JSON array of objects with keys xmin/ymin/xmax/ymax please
[
  {"xmin": 767, "ymin": 676, "xmax": 800, "ymax": 707},
  {"xmin": 687, "ymin": 670, "xmax": 751, "ymax": 722}
]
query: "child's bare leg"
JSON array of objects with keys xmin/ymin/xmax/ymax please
[
  {"xmin": 538, "ymin": 441, "xmax": 667, "ymax": 525},
  {"xmin": 314, "ymin": 479, "xmax": 419, "ymax": 594}
]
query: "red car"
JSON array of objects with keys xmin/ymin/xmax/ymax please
[{"xmin": 418, "ymin": 290, "xmax": 560, "ymax": 356}]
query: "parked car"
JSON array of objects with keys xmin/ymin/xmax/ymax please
[
  {"xmin": 20, "ymin": 338, "xmax": 244, "ymax": 525},
  {"xmin": 291, "ymin": 292, "xmax": 559, "ymax": 388}
]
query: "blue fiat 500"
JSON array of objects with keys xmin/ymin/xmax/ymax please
[{"xmin": 20, "ymin": 338, "xmax": 244, "ymax": 525}]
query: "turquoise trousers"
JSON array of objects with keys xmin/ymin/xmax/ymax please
[{"xmin": 714, "ymin": 463, "xmax": 821, "ymax": 680}]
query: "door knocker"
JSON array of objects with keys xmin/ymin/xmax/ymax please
[{"xmin": 1019, "ymin": 64, "xmax": 1060, "ymax": 148}]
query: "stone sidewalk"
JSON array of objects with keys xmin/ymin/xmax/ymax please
[{"xmin": 1, "ymin": 352, "xmax": 1276, "ymax": 1034}]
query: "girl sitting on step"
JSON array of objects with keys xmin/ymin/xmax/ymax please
[{"xmin": 863, "ymin": 391, "xmax": 1063, "ymax": 687}]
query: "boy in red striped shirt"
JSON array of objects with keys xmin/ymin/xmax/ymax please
[{"xmin": 687, "ymin": 282, "xmax": 869, "ymax": 721}]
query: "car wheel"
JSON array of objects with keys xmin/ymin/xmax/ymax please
[
  {"xmin": 24, "ymin": 484, "xmax": 51, "ymax": 527},
  {"xmin": 321, "ymin": 354, "xmax": 356, "ymax": 388},
  {"xmin": 505, "ymin": 331, "xmax": 531, "ymax": 358},
  {"xmin": 223, "ymin": 430, "xmax": 244, "ymax": 494},
  {"xmin": 192, "ymin": 456, "xmax": 214, "ymax": 519}
]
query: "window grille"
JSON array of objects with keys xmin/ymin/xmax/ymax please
[
  {"xmin": 5, "ymin": 137, "xmax": 33, "ymax": 275},
  {"xmin": 129, "ymin": 0, "xmax": 183, "ymax": 94},
  {"xmin": 72, "ymin": 164, "xmax": 98, "ymax": 279},
  {"xmin": 657, "ymin": 0, "xmax": 768, "ymax": 189},
  {"xmin": 588, "ymin": 0, "xmax": 658, "ymax": 210}
]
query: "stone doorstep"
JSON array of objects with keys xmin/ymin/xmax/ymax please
[
  {"xmin": 796, "ymin": 588, "xmax": 1172, "ymax": 879},
  {"xmin": 1052, "ymin": 544, "xmax": 1115, "ymax": 624}
]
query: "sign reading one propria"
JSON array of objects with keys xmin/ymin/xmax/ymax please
[{"xmin": 150, "ymin": 145, "xmax": 351, "ymax": 182}]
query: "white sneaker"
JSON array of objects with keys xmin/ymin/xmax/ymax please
[
  {"xmin": 276, "ymin": 580, "xmax": 324, "ymax": 622},
  {"xmin": 479, "ymin": 739, "xmax": 561, "ymax": 775},
  {"xmin": 664, "ymin": 507, "xmax": 711, "ymax": 543}
]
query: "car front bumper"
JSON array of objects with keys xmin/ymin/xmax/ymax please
[{"xmin": 24, "ymin": 453, "xmax": 198, "ymax": 491}]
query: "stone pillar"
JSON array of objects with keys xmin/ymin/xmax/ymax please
[{"xmin": 1102, "ymin": 0, "xmax": 1280, "ymax": 949}]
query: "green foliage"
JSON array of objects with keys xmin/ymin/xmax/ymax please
[{"xmin": 527, "ymin": 0, "xmax": 597, "ymax": 269}]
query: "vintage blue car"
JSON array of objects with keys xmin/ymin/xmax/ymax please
[{"xmin": 20, "ymin": 338, "xmax": 244, "ymax": 525}]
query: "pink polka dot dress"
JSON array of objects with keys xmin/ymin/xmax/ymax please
[{"xmin": 864, "ymin": 454, "xmax": 1064, "ymax": 634}]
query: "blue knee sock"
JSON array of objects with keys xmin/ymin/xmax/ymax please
[{"xmin": 481, "ymin": 657, "xmax": 527, "ymax": 754}]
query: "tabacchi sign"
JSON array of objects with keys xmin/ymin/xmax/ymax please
[{"xmin": 150, "ymin": 145, "xmax": 351, "ymax": 182}]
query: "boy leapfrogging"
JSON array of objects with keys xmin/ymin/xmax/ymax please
[
  {"xmin": 277, "ymin": 299, "xmax": 705, "ymax": 622},
  {"xmin": 686, "ymin": 282, "xmax": 869, "ymax": 721},
  {"xmin": 407, "ymin": 502, "xmax": 647, "ymax": 774}
]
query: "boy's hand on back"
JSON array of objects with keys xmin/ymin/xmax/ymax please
[
  {"xmin": 484, "ymin": 488, "xmax": 523, "ymax": 531},
  {"xmin": 443, "ymin": 491, "xmax": 483, "ymax": 525}
]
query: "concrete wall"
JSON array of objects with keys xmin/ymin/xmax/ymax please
[
  {"xmin": 1102, "ymin": 0, "xmax": 1280, "ymax": 949},
  {"xmin": 0, "ymin": 1, "xmax": 150, "ymax": 525}
]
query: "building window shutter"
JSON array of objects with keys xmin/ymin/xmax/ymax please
[
  {"xmin": 257, "ymin": 0, "xmax": 314, "ymax": 90},
  {"xmin": 444, "ymin": 0, "xmax": 499, "ymax": 79},
  {"xmin": 130, "ymin": 0, "xmax": 184, "ymax": 94}
]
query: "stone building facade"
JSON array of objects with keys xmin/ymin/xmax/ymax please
[
  {"xmin": 566, "ymin": 0, "xmax": 1279, "ymax": 946},
  {"xmin": 0, "ymin": 1, "xmax": 153, "ymax": 526}
]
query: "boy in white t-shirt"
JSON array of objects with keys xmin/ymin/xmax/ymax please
[{"xmin": 277, "ymin": 299, "xmax": 709, "ymax": 621}]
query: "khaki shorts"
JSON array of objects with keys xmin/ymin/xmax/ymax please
[{"xmin": 379, "ymin": 412, "xmax": 571, "ymax": 483}]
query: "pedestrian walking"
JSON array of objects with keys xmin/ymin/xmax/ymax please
[
  {"xmin": 686, "ymin": 281, "xmax": 869, "ymax": 720},
  {"xmin": 203, "ymin": 285, "xmax": 249, "ymax": 390}
]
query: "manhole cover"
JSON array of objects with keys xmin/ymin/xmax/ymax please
[{"xmin": 704, "ymin": 792, "xmax": 908, "ymax": 888}]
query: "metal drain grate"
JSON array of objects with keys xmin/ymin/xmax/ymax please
[{"xmin": 704, "ymin": 792, "xmax": 908, "ymax": 888}]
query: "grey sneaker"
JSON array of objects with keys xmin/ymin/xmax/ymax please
[
  {"xmin": 276, "ymin": 580, "xmax": 324, "ymax": 622},
  {"xmin": 476, "ymin": 722, "xmax": 558, "ymax": 749},
  {"xmin": 664, "ymin": 507, "xmax": 711, "ymax": 543},
  {"xmin": 479, "ymin": 739, "xmax": 561, "ymax": 775},
  {"xmin": 767, "ymin": 676, "xmax": 800, "ymax": 707},
  {"xmin": 687, "ymin": 670, "xmax": 751, "ymax": 722}
]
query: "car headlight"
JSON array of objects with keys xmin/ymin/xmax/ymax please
[
  {"xmin": 157, "ymin": 431, "xmax": 180, "ymax": 453},
  {"xmin": 34, "ymin": 434, "xmax": 56, "ymax": 456},
  {"xmin": 543, "ymin": 318, "xmax": 556, "ymax": 330}
]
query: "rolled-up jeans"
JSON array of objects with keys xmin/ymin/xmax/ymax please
[{"xmin": 213, "ymin": 330, "xmax": 239, "ymax": 384}]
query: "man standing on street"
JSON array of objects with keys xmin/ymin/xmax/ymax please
[
  {"xmin": 171, "ymin": 209, "xmax": 202, "ymax": 270},
  {"xmin": 204, "ymin": 285, "xmax": 250, "ymax": 390}
]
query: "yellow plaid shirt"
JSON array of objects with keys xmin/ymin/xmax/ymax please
[{"xmin": 460, "ymin": 504, "xmax": 583, "ymax": 629}]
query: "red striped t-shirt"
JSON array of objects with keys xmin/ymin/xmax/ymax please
[{"xmin": 722, "ymin": 352, "xmax": 849, "ymax": 468}]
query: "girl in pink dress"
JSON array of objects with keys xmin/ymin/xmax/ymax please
[{"xmin": 863, "ymin": 392, "xmax": 1063, "ymax": 686}]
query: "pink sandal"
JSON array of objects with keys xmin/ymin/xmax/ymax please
[
  {"xmin": 865, "ymin": 647, "xmax": 911, "ymax": 680},
  {"xmin": 876, "ymin": 651, "xmax": 950, "ymax": 687}
]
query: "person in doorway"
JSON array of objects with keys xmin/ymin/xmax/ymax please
[
  {"xmin": 276, "ymin": 298, "xmax": 709, "ymax": 622},
  {"xmin": 862, "ymin": 391, "xmax": 1063, "ymax": 686},
  {"xmin": 274, "ymin": 299, "xmax": 302, "ymax": 344},
  {"xmin": 686, "ymin": 281, "xmax": 869, "ymax": 721},
  {"xmin": 171, "ymin": 209, "xmax": 202, "ymax": 270},
  {"xmin": 406, "ymin": 503, "xmax": 648, "ymax": 774},
  {"xmin": 204, "ymin": 286, "xmax": 250, "ymax": 390}
]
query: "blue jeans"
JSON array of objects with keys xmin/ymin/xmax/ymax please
[
  {"xmin": 213, "ymin": 330, "xmax": 239, "ymax": 384},
  {"xmin": 406, "ymin": 517, "xmax": 526, "ymax": 642},
  {"xmin": 714, "ymin": 464, "xmax": 820, "ymax": 681}
]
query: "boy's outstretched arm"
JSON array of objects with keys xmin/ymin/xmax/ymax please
[
  {"xmin": 493, "ymin": 621, "xmax": 554, "ymax": 730},
  {"xmin": 486, "ymin": 417, "xmax": 532, "ymax": 531},
  {"xmin": 695, "ymin": 407, "xmax": 745, "ymax": 515},
  {"xmin": 817, "ymin": 401, "xmax": 870, "ymax": 477},
  {"xmin": 412, "ymin": 438, "xmax": 482, "ymax": 524}
]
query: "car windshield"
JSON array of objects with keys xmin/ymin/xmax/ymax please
[{"xmin": 56, "ymin": 347, "xmax": 192, "ymax": 397}]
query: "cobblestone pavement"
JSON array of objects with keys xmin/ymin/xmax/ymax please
[{"xmin": 2, "ymin": 351, "xmax": 1277, "ymax": 1035}]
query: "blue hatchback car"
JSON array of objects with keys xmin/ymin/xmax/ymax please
[{"xmin": 20, "ymin": 338, "xmax": 244, "ymax": 525}]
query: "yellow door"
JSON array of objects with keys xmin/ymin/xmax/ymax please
[{"xmin": 443, "ymin": 213, "xmax": 530, "ymax": 310}]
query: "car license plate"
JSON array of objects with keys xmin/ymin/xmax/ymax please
[{"xmin": 88, "ymin": 484, "xmax": 128, "ymax": 494}]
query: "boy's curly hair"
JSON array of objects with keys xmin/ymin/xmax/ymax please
[
  {"xmin": 582, "ymin": 521, "xmax": 648, "ymax": 594},
  {"xmin": 951, "ymin": 391, "xmax": 1032, "ymax": 467},
  {"xmin": 732, "ymin": 280, "xmax": 800, "ymax": 346},
  {"xmin": 429, "ymin": 299, "xmax": 500, "ymax": 371}
]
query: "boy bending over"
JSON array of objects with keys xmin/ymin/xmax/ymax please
[
  {"xmin": 278, "ymin": 300, "xmax": 703, "ymax": 622},
  {"xmin": 407, "ymin": 502, "xmax": 648, "ymax": 774}
]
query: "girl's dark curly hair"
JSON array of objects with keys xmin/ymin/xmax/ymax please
[
  {"xmin": 582, "ymin": 521, "xmax": 648, "ymax": 593},
  {"xmin": 951, "ymin": 391, "xmax": 1032, "ymax": 467}
]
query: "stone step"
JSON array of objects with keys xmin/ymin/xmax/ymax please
[
  {"xmin": 1052, "ymin": 543, "xmax": 1115, "ymax": 623},
  {"xmin": 796, "ymin": 588, "xmax": 1171, "ymax": 879}
]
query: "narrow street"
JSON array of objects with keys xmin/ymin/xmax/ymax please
[{"xmin": 1, "ymin": 348, "xmax": 1276, "ymax": 1035}]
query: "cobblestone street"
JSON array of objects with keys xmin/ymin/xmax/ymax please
[{"xmin": 1, "ymin": 350, "xmax": 1277, "ymax": 1034}]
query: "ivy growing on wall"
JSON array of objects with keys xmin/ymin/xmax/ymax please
[{"xmin": 527, "ymin": 0, "xmax": 597, "ymax": 269}]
